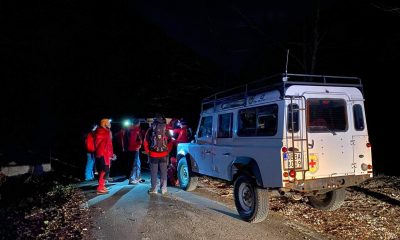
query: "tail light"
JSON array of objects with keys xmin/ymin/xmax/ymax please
[
  {"xmin": 283, "ymin": 172, "xmax": 289, "ymax": 177},
  {"xmin": 361, "ymin": 164, "xmax": 373, "ymax": 171},
  {"xmin": 361, "ymin": 163, "xmax": 368, "ymax": 171},
  {"xmin": 282, "ymin": 147, "xmax": 288, "ymax": 153},
  {"xmin": 289, "ymin": 170, "xmax": 296, "ymax": 178},
  {"xmin": 366, "ymin": 142, "xmax": 371, "ymax": 148}
]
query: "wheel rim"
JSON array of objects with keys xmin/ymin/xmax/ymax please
[
  {"xmin": 238, "ymin": 182, "xmax": 254, "ymax": 213},
  {"xmin": 179, "ymin": 164, "xmax": 189, "ymax": 187}
]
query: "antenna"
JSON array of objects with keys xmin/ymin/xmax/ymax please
[
  {"xmin": 283, "ymin": 49, "xmax": 290, "ymax": 81},
  {"xmin": 285, "ymin": 49, "xmax": 289, "ymax": 75}
]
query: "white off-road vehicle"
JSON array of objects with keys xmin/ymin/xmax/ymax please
[{"xmin": 177, "ymin": 73, "xmax": 373, "ymax": 223}]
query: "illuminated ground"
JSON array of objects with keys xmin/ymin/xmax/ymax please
[{"xmin": 79, "ymin": 172, "xmax": 328, "ymax": 240}]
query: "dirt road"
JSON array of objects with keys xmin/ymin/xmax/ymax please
[{"xmin": 80, "ymin": 173, "xmax": 330, "ymax": 240}]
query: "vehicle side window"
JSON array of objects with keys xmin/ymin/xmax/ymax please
[
  {"xmin": 238, "ymin": 104, "xmax": 278, "ymax": 136},
  {"xmin": 287, "ymin": 104, "xmax": 299, "ymax": 132},
  {"xmin": 198, "ymin": 116, "xmax": 213, "ymax": 138},
  {"xmin": 308, "ymin": 99, "xmax": 347, "ymax": 132},
  {"xmin": 353, "ymin": 104, "xmax": 365, "ymax": 131},
  {"xmin": 218, "ymin": 113, "xmax": 233, "ymax": 138}
]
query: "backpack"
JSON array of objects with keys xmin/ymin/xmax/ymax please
[
  {"xmin": 85, "ymin": 132, "xmax": 96, "ymax": 152},
  {"xmin": 149, "ymin": 123, "xmax": 168, "ymax": 152}
]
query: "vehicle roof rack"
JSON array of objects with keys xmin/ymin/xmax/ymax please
[{"xmin": 202, "ymin": 73, "xmax": 363, "ymax": 112}]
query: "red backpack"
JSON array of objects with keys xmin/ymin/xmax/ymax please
[
  {"xmin": 149, "ymin": 123, "xmax": 169, "ymax": 152},
  {"xmin": 85, "ymin": 132, "xmax": 96, "ymax": 152}
]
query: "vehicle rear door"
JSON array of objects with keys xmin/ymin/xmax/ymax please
[
  {"xmin": 351, "ymin": 102, "xmax": 372, "ymax": 175},
  {"xmin": 304, "ymin": 95, "xmax": 354, "ymax": 178}
]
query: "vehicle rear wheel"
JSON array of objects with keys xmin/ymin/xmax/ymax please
[
  {"xmin": 234, "ymin": 175, "xmax": 269, "ymax": 223},
  {"xmin": 177, "ymin": 158, "xmax": 198, "ymax": 191},
  {"xmin": 308, "ymin": 188, "xmax": 346, "ymax": 211}
]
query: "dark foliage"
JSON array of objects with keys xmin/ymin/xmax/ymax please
[{"xmin": 0, "ymin": 172, "xmax": 90, "ymax": 240}]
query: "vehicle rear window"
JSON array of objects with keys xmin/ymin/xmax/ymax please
[
  {"xmin": 287, "ymin": 104, "xmax": 299, "ymax": 133},
  {"xmin": 308, "ymin": 99, "xmax": 347, "ymax": 132},
  {"xmin": 238, "ymin": 104, "xmax": 278, "ymax": 136},
  {"xmin": 353, "ymin": 104, "xmax": 365, "ymax": 131}
]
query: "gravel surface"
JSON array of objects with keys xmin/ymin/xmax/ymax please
[
  {"xmin": 3, "ymin": 172, "xmax": 397, "ymax": 240},
  {"xmin": 198, "ymin": 176, "xmax": 400, "ymax": 240},
  {"xmin": 87, "ymin": 175, "xmax": 328, "ymax": 240}
]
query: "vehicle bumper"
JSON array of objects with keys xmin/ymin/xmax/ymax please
[{"xmin": 283, "ymin": 174, "xmax": 371, "ymax": 193}]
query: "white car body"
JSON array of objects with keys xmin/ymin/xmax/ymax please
[{"xmin": 178, "ymin": 74, "xmax": 372, "ymax": 194}]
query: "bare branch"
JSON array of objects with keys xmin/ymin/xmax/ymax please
[{"xmin": 371, "ymin": 3, "xmax": 400, "ymax": 15}]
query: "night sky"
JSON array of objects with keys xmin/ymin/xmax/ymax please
[{"xmin": 0, "ymin": 0, "xmax": 398, "ymax": 174}]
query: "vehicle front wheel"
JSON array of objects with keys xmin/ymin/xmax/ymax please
[
  {"xmin": 234, "ymin": 175, "xmax": 269, "ymax": 223},
  {"xmin": 308, "ymin": 188, "xmax": 346, "ymax": 211},
  {"xmin": 177, "ymin": 158, "xmax": 198, "ymax": 191}
]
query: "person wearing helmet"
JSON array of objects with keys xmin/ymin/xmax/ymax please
[{"xmin": 94, "ymin": 118, "xmax": 116, "ymax": 194}]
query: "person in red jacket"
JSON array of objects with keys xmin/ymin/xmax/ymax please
[
  {"xmin": 175, "ymin": 119, "xmax": 190, "ymax": 144},
  {"xmin": 127, "ymin": 118, "xmax": 143, "ymax": 184},
  {"xmin": 94, "ymin": 118, "xmax": 116, "ymax": 194},
  {"xmin": 144, "ymin": 116, "xmax": 172, "ymax": 194},
  {"xmin": 84, "ymin": 125, "xmax": 97, "ymax": 181},
  {"xmin": 167, "ymin": 119, "xmax": 191, "ymax": 186}
]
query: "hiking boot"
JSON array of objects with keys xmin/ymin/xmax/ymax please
[
  {"xmin": 161, "ymin": 188, "xmax": 167, "ymax": 195},
  {"xmin": 148, "ymin": 188, "xmax": 157, "ymax": 194},
  {"xmin": 97, "ymin": 188, "xmax": 109, "ymax": 195},
  {"xmin": 129, "ymin": 179, "xmax": 139, "ymax": 185}
]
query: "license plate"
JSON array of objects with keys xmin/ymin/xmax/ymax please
[{"xmin": 283, "ymin": 152, "xmax": 303, "ymax": 169}]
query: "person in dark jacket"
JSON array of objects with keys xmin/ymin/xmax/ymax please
[
  {"xmin": 94, "ymin": 118, "xmax": 116, "ymax": 194},
  {"xmin": 144, "ymin": 116, "xmax": 172, "ymax": 194},
  {"xmin": 113, "ymin": 125, "xmax": 128, "ymax": 180}
]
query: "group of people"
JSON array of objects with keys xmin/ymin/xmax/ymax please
[{"xmin": 84, "ymin": 116, "xmax": 189, "ymax": 195}]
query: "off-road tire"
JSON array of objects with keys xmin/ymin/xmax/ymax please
[
  {"xmin": 177, "ymin": 158, "xmax": 198, "ymax": 191},
  {"xmin": 308, "ymin": 188, "xmax": 346, "ymax": 211},
  {"xmin": 234, "ymin": 175, "xmax": 269, "ymax": 223}
]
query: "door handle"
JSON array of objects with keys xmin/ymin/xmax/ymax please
[
  {"xmin": 223, "ymin": 153, "xmax": 231, "ymax": 156},
  {"xmin": 308, "ymin": 139, "xmax": 314, "ymax": 149},
  {"xmin": 205, "ymin": 150, "xmax": 211, "ymax": 154}
]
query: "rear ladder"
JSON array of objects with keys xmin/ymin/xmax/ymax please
[{"xmin": 286, "ymin": 95, "xmax": 310, "ymax": 182}]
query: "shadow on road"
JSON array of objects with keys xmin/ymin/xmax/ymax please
[
  {"xmin": 210, "ymin": 208, "xmax": 241, "ymax": 220},
  {"xmin": 350, "ymin": 186, "xmax": 400, "ymax": 206},
  {"xmin": 108, "ymin": 176, "xmax": 128, "ymax": 183},
  {"xmin": 91, "ymin": 186, "xmax": 134, "ymax": 211},
  {"xmin": 76, "ymin": 182, "xmax": 119, "ymax": 192}
]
